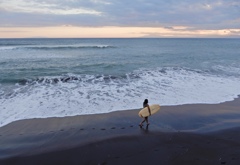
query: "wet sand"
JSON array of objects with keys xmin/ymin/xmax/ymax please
[{"xmin": 0, "ymin": 98, "xmax": 240, "ymax": 165}]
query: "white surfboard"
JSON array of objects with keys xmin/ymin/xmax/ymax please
[{"xmin": 138, "ymin": 104, "xmax": 160, "ymax": 118}]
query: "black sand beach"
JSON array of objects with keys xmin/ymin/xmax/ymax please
[{"xmin": 0, "ymin": 98, "xmax": 240, "ymax": 165}]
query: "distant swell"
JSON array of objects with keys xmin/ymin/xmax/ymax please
[
  {"xmin": 0, "ymin": 45, "xmax": 115, "ymax": 50},
  {"xmin": 28, "ymin": 45, "xmax": 115, "ymax": 50}
]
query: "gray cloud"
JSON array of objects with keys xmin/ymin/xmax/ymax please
[
  {"xmin": 0, "ymin": 0, "xmax": 239, "ymax": 30},
  {"xmin": 230, "ymin": 30, "xmax": 240, "ymax": 35}
]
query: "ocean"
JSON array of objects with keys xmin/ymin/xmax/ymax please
[{"xmin": 0, "ymin": 38, "xmax": 240, "ymax": 127}]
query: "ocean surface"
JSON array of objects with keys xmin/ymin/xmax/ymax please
[{"xmin": 0, "ymin": 38, "xmax": 240, "ymax": 127}]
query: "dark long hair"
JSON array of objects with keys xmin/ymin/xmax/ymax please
[
  {"xmin": 143, "ymin": 99, "xmax": 148, "ymax": 105},
  {"xmin": 143, "ymin": 99, "xmax": 148, "ymax": 107}
]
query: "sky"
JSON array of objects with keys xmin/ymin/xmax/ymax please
[{"xmin": 0, "ymin": 0, "xmax": 240, "ymax": 38}]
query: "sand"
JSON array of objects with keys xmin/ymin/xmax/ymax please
[{"xmin": 0, "ymin": 98, "xmax": 240, "ymax": 165}]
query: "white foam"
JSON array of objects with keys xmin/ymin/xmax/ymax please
[
  {"xmin": 212, "ymin": 65, "xmax": 240, "ymax": 76},
  {"xmin": 0, "ymin": 44, "xmax": 112, "ymax": 51},
  {"xmin": 1, "ymin": 67, "xmax": 240, "ymax": 127},
  {"xmin": 0, "ymin": 46, "xmax": 17, "ymax": 50}
]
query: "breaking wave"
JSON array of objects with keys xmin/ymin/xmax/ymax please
[
  {"xmin": 1, "ymin": 67, "xmax": 240, "ymax": 127},
  {"xmin": 0, "ymin": 44, "xmax": 115, "ymax": 51}
]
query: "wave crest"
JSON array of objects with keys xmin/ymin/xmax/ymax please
[{"xmin": 0, "ymin": 44, "xmax": 115, "ymax": 51}]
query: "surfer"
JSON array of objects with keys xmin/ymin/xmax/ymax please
[{"xmin": 139, "ymin": 99, "xmax": 151, "ymax": 127}]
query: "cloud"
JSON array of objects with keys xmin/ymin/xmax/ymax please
[
  {"xmin": 229, "ymin": 30, "xmax": 240, "ymax": 35},
  {"xmin": 0, "ymin": 0, "xmax": 102, "ymax": 15},
  {"xmin": 0, "ymin": 0, "xmax": 239, "ymax": 37},
  {"xmin": 0, "ymin": 30, "xmax": 28, "ymax": 33},
  {"xmin": 0, "ymin": 26, "xmax": 239, "ymax": 38}
]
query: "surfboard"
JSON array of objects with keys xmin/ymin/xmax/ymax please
[{"xmin": 138, "ymin": 104, "xmax": 160, "ymax": 118}]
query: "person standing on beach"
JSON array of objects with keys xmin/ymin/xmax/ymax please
[{"xmin": 139, "ymin": 99, "xmax": 151, "ymax": 127}]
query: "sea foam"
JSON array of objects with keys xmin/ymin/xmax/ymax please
[{"xmin": 1, "ymin": 67, "xmax": 240, "ymax": 127}]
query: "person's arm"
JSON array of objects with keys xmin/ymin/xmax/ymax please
[{"xmin": 147, "ymin": 105, "xmax": 151, "ymax": 116}]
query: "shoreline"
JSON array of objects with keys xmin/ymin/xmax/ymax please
[
  {"xmin": 1, "ymin": 95, "xmax": 240, "ymax": 129},
  {"xmin": 0, "ymin": 97, "xmax": 240, "ymax": 164}
]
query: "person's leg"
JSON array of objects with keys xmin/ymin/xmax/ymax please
[
  {"xmin": 146, "ymin": 117, "xmax": 150, "ymax": 125},
  {"xmin": 139, "ymin": 118, "xmax": 146, "ymax": 127}
]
